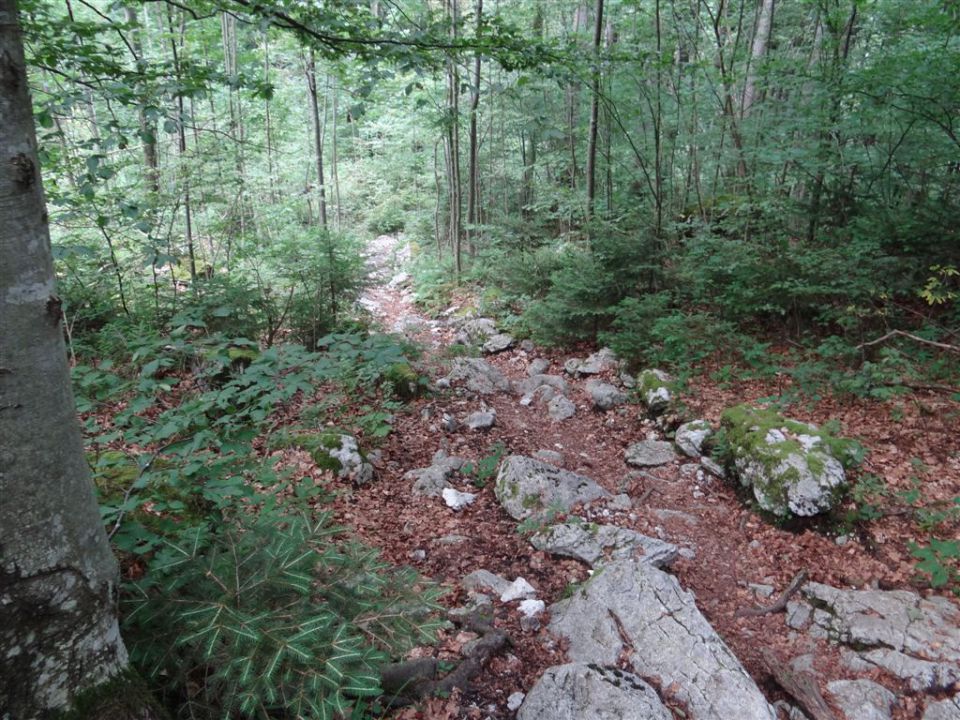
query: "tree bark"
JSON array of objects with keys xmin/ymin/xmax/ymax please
[
  {"xmin": 306, "ymin": 48, "xmax": 328, "ymax": 229},
  {"xmin": 741, "ymin": 0, "xmax": 775, "ymax": 118},
  {"xmin": 585, "ymin": 0, "xmax": 603, "ymax": 221},
  {"xmin": 0, "ymin": 3, "xmax": 146, "ymax": 715},
  {"xmin": 466, "ymin": 0, "xmax": 482, "ymax": 256}
]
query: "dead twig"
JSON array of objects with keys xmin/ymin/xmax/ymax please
[
  {"xmin": 735, "ymin": 569, "xmax": 808, "ymax": 618},
  {"xmin": 856, "ymin": 330, "xmax": 960, "ymax": 355}
]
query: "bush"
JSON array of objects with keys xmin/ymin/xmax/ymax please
[{"xmin": 124, "ymin": 511, "xmax": 444, "ymax": 719}]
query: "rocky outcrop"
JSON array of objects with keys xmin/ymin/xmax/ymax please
[
  {"xmin": 721, "ymin": 405, "xmax": 861, "ymax": 517},
  {"xmin": 625, "ymin": 440, "xmax": 677, "ymax": 467},
  {"xmin": 788, "ymin": 581, "xmax": 960, "ymax": 692},
  {"xmin": 494, "ymin": 455, "xmax": 610, "ymax": 520},
  {"xmin": 445, "ymin": 358, "xmax": 512, "ymax": 395},
  {"xmin": 530, "ymin": 520, "xmax": 678, "ymax": 569},
  {"xmin": 517, "ymin": 663, "xmax": 672, "ymax": 720},
  {"xmin": 550, "ymin": 559, "xmax": 777, "ymax": 720}
]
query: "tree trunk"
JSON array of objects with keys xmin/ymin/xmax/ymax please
[
  {"xmin": 741, "ymin": 0, "xmax": 775, "ymax": 119},
  {"xmin": 166, "ymin": 5, "xmax": 196, "ymax": 285},
  {"xmin": 466, "ymin": 0, "xmax": 482, "ymax": 256},
  {"xmin": 306, "ymin": 49, "xmax": 328, "ymax": 229},
  {"xmin": 585, "ymin": 0, "xmax": 604, "ymax": 221},
  {"xmin": 0, "ymin": 4, "xmax": 157, "ymax": 716}
]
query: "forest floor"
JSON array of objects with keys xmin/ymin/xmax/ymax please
[{"xmin": 318, "ymin": 235, "xmax": 960, "ymax": 719}]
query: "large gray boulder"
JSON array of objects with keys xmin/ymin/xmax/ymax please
[
  {"xmin": 625, "ymin": 440, "xmax": 677, "ymax": 467},
  {"xmin": 453, "ymin": 317, "xmax": 498, "ymax": 346},
  {"xmin": 790, "ymin": 581, "xmax": 960, "ymax": 692},
  {"xmin": 495, "ymin": 455, "xmax": 610, "ymax": 520},
  {"xmin": 721, "ymin": 405, "xmax": 859, "ymax": 517},
  {"xmin": 482, "ymin": 333, "xmax": 515, "ymax": 354},
  {"xmin": 530, "ymin": 520, "xmax": 678, "ymax": 569},
  {"xmin": 550, "ymin": 559, "xmax": 777, "ymax": 720},
  {"xmin": 446, "ymin": 358, "xmax": 512, "ymax": 395},
  {"xmin": 585, "ymin": 379, "xmax": 627, "ymax": 411},
  {"xmin": 517, "ymin": 663, "xmax": 672, "ymax": 720}
]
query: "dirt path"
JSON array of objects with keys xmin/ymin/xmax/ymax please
[{"xmin": 334, "ymin": 235, "xmax": 960, "ymax": 719}]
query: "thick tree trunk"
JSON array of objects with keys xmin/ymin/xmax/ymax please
[
  {"xmin": 466, "ymin": 0, "xmax": 482, "ymax": 256},
  {"xmin": 741, "ymin": 0, "xmax": 775, "ymax": 118},
  {"xmin": 585, "ymin": 0, "xmax": 603, "ymax": 221},
  {"xmin": 0, "ymin": 3, "xmax": 151, "ymax": 716}
]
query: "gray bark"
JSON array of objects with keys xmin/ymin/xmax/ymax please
[{"xmin": 0, "ymin": 1, "xmax": 131, "ymax": 715}]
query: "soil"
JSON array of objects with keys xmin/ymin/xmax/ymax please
[{"xmin": 316, "ymin": 237, "xmax": 960, "ymax": 719}]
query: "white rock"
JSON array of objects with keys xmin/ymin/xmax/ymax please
[
  {"xmin": 519, "ymin": 599, "xmax": 546, "ymax": 618},
  {"xmin": 442, "ymin": 487, "xmax": 476, "ymax": 510},
  {"xmin": 501, "ymin": 577, "xmax": 537, "ymax": 602},
  {"xmin": 507, "ymin": 692, "xmax": 526, "ymax": 712}
]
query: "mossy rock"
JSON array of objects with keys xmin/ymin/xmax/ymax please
[
  {"xmin": 637, "ymin": 369, "xmax": 674, "ymax": 416},
  {"xmin": 267, "ymin": 429, "xmax": 373, "ymax": 481},
  {"xmin": 89, "ymin": 450, "xmax": 140, "ymax": 498},
  {"xmin": 720, "ymin": 404, "xmax": 862, "ymax": 517},
  {"xmin": 227, "ymin": 346, "xmax": 259, "ymax": 363},
  {"xmin": 381, "ymin": 362, "xmax": 424, "ymax": 400}
]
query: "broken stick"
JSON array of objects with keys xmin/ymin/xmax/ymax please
[{"xmin": 735, "ymin": 569, "xmax": 808, "ymax": 618}]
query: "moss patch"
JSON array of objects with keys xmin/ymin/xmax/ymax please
[
  {"xmin": 267, "ymin": 429, "xmax": 362, "ymax": 473},
  {"xmin": 382, "ymin": 362, "xmax": 423, "ymax": 400}
]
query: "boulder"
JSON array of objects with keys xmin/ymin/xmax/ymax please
[
  {"xmin": 530, "ymin": 520, "xmax": 678, "ymax": 568},
  {"xmin": 482, "ymin": 333, "xmax": 515, "ymax": 354},
  {"xmin": 721, "ymin": 405, "xmax": 861, "ymax": 517},
  {"xmin": 675, "ymin": 419, "xmax": 713, "ymax": 457},
  {"xmin": 637, "ymin": 369, "xmax": 673, "ymax": 415},
  {"xmin": 462, "ymin": 569, "xmax": 511, "ymax": 596},
  {"xmin": 547, "ymin": 396, "xmax": 576, "ymax": 421},
  {"xmin": 563, "ymin": 358, "xmax": 582, "ymax": 376},
  {"xmin": 517, "ymin": 663, "xmax": 672, "ymax": 720},
  {"xmin": 405, "ymin": 452, "xmax": 465, "ymax": 497},
  {"xmin": 517, "ymin": 374, "xmax": 568, "ymax": 398},
  {"xmin": 585, "ymin": 379, "xmax": 627, "ymax": 411},
  {"xmin": 826, "ymin": 679, "xmax": 895, "ymax": 720},
  {"xmin": 494, "ymin": 455, "xmax": 610, "ymax": 520},
  {"xmin": 791, "ymin": 581, "xmax": 960, "ymax": 692},
  {"xmin": 577, "ymin": 347, "xmax": 619, "ymax": 376},
  {"xmin": 446, "ymin": 358, "xmax": 512, "ymax": 395},
  {"xmin": 550, "ymin": 559, "xmax": 776, "ymax": 720},
  {"xmin": 624, "ymin": 440, "xmax": 677, "ymax": 467}
]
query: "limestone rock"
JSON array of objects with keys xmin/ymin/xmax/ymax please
[
  {"xmin": 500, "ymin": 577, "xmax": 536, "ymax": 602},
  {"xmin": 517, "ymin": 374, "xmax": 569, "ymax": 401},
  {"xmin": 721, "ymin": 405, "xmax": 860, "ymax": 517},
  {"xmin": 796, "ymin": 581, "xmax": 960, "ymax": 692},
  {"xmin": 563, "ymin": 358, "xmax": 582, "ymax": 376},
  {"xmin": 533, "ymin": 449, "xmax": 563, "ymax": 465},
  {"xmin": 482, "ymin": 333, "xmax": 515, "ymax": 354},
  {"xmin": 625, "ymin": 440, "xmax": 677, "ymax": 467},
  {"xmin": 442, "ymin": 487, "xmax": 476, "ymax": 510},
  {"xmin": 637, "ymin": 369, "xmax": 673, "ymax": 415},
  {"xmin": 826, "ymin": 679, "xmax": 895, "ymax": 720},
  {"xmin": 530, "ymin": 520, "xmax": 678, "ymax": 568},
  {"xmin": 923, "ymin": 696, "xmax": 960, "ymax": 720},
  {"xmin": 495, "ymin": 455, "xmax": 610, "ymax": 520},
  {"xmin": 465, "ymin": 409, "xmax": 496, "ymax": 430},
  {"xmin": 550, "ymin": 559, "xmax": 777, "ymax": 720},
  {"xmin": 453, "ymin": 317, "xmax": 498, "ymax": 346},
  {"xmin": 578, "ymin": 347, "xmax": 619, "ymax": 376},
  {"xmin": 675, "ymin": 419, "xmax": 713, "ymax": 458},
  {"xmin": 320, "ymin": 433, "xmax": 374, "ymax": 484},
  {"xmin": 406, "ymin": 452, "xmax": 465, "ymax": 497},
  {"xmin": 462, "ymin": 569, "xmax": 511, "ymax": 596},
  {"xmin": 528, "ymin": 358, "xmax": 550, "ymax": 376},
  {"xmin": 547, "ymin": 396, "xmax": 576, "ymax": 421},
  {"xmin": 517, "ymin": 663, "xmax": 672, "ymax": 720},
  {"xmin": 585, "ymin": 379, "xmax": 627, "ymax": 411},
  {"xmin": 446, "ymin": 358, "xmax": 512, "ymax": 395}
]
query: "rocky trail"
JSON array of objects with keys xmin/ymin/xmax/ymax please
[{"xmin": 324, "ymin": 236, "xmax": 960, "ymax": 720}]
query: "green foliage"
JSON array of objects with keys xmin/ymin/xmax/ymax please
[
  {"xmin": 910, "ymin": 539, "xmax": 960, "ymax": 592},
  {"xmin": 123, "ymin": 511, "xmax": 445, "ymax": 719},
  {"xmin": 462, "ymin": 442, "xmax": 506, "ymax": 489}
]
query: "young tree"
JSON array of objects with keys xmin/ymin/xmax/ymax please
[{"xmin": 0, "ymin": 2, "xmax": 158, "ymax": 716}]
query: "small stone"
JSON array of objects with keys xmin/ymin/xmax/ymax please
[
  {"xmin": 625, "ymin": 440, "xmax": 677, "ymax": 467},
  {"xmin": 520, "ymin": 339, "xmax": 536, "ymax": 353},
  {"xmin": 501, "ymin": 577, "xmax": 537, "ymax": 602},
  {"xmin": 678, "ymin": 547, "xmax": 696, "ymax": 560},
  {"xmin": 585, "ymin": 379, "xmax": 627, "ymax": 411},
  {"xmin": 462, "ymin": 569, "xmax": 511, "ymax": 596},
  {"xmin": 518, "ymin": 599, "xmax": 545, "ymax": 618},
  {"xmin": 442, "ymin": 487, "xmax": 477, "ymax": 510},
  {"xmin": 408, "ymin": 549, "xmax": 427, "ymax": 562},
  {"xmin": 609, "ymin": 493, "xmax": 633, "ymax": 511},
  {"xmin": 507, "ymin": 692, "xmax": 526, "ymax": 712},
  {"xmin": 785, "ymin": 600, "xmax": 812, "ymax": 630},
  {"xmin": 528, "ymin": 358, "xmax": 550, "ymax": 376},
  {"xmin": 749, "ymin": 583, "xmax": 775, "ymax": 598},
  {"xmin": 749, "ymin": 539, "xmax": 762, "ymax": 549},
  {"xmin": 533, "ymin": 449, "xmax": 563, "ymax": 465},
  {"xmin": 520, "ymin": 615, "xmax": 541, "ymax": 632},
  {"xmin": 700, "ymin": 456, "xmax": 726, "ymax": 479},
  {"xmin": 563, "ymin": 358, "xmax": 582, "ymax": 376},
  {"xmin": 441, "ymin": 413, "xmax": 458, "ymax": 432},
  {"xmin": 465, "ymin": 409, "xmax": 496, "ymax": 430},
  {"xmin": 435, "ymin": 534, "xmax": 469, "ymax": 545},
  {"xmin": 547, "ymin": 396, "xmax": 576, "ymax": 421},
  {"xmin": 675, "ymin": 420, "xmax": 713, "ymax": 457},
  {"xmin": 835, "ymin": 534, "xmax": 850, "ymax": 546}
]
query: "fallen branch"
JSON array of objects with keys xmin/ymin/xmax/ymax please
[
  {"xmin": 761, "ymin": 649, "xmax": 838, "ymax": 720},
  {"xmin": 856, "ymin": 330, "xmax": 960, "ymax": 355},
  {"xmin": 736, "ymin": 569, "xmax": 808, "ymax": 618}
]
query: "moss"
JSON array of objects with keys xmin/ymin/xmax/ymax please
[
  {"xmin": 227, "ymin": 346, "xmax": 259, "ymax": 363},
  {"xmin": 54, "ymin": 669, "xmax": 169, "ymax": 720},
  {"xmin": 89, "ymin": 450, "xmax": 139, "ymax": 498},
  {"xmin": 522, "ymin": 493, "xmax": 541, "ymax": 509},
  {"xmin": 637, "ymin": 369, "xmax": 670, "ymax": 396},
  {"xmin": 266, "ymin": 429, "xmax": 356, "ymax": 472},
  {"xmin": 382, "ymin": 362, "xmax": 423, "ymax": 400}
]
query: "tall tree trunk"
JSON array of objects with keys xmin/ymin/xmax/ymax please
[
  {"xmin": 466, "ymin": 0, "xmax": 482, "ymax": 256},
  {"xmin": 0, "ymin": 4, "xmax": 161, "ymax": 716},
  {"xmin": 306, "ymin": 48, "xmax": 328, "ymax": 229},
  {"xmin": 263, "ymin": 31, "xmax": 275, "ymax": 202},
  {"xmin": 125, "ymin": 6, "xmax": 158, "ymax": 195},
  {"xmin": 167, "ymin": 5, "xmax": 196, "ymax": 285},
  {"xmin": 741, "ymin": 0, "xmax": 775, "ymax": 118},
  {"xmin": 446, "ymin": 0, "xmax": 462, "ymax": 274},
  {"xmin": 330, "ymin": 74, "xmax": 342, "ymax": 229},
  {"xmin": 585, "ymin": 0, "xmax": 604, "ymax": 221}
]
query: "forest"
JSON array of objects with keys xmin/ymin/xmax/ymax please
[{"xmin": 1, "ymin": 0, "xmax": 959, "ymax": 717}]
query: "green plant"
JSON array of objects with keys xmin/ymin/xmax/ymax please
[
  {"xmin": 910, "ymin": 538, "xmax": 960, "ymax": 591},
  {"xmin": 124, "ymin": 511, "xmax": 445, "ymax": 719},
  {"xmin": 845, "ymin": 473, "xmax": 889, "ymax": 523},
  {"xmin": 462, "ymin": 442, "xmax": 506, "ymax": 489}
]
